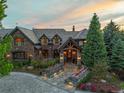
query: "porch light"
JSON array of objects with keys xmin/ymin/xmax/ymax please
[
  {"xmin": 64, "ymin": 51, "xmax": 67, "ymax": 55},
  {"xmin": 72, "ymin": 51, "xmax": 76, "ymax": 55},
  {"xmin": 29, "ymin": 54, "xmax": 33, "ymax": 57},
  {"xmin": 84, "ymin": 40, "xmax": 87, "ymax": 43},
  {"xmin": 54, "ymin": 73, "xmax": 59, "ymax": 78},
  {"xmin": 60, "ymin": 56, "xmax": 63, "ymax": 60},
  {"xmin": 77, "ymin": 56, "xmax": 81, "ymax": 60},
  {"xmin": 6, "ymin": 54, "xmax": 10, "ymax": 58},
  {"xmin": 69, "ymin": 49, "xmax": 71, "ymax": 52},
  {"xmin": 65, "ymin": 82, "xmax": 74, "ymax": 89},
  {"xmin": 39, "ymin": 51, "xmax": 42, "ymax": 54},
  {"xmin": 42, "ymin": 74, "xmax": 48, "ymax": 80}
]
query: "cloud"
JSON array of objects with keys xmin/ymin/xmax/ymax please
[{"xmin": 3, "ymin": 0, "xmax": 124, "ymax": 30}]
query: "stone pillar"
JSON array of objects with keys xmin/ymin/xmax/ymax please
[
  {"xmin": 77, "ymin": 50, "xmax": 81, "ymax": 64},
  {"xmin": 60, "ymin": 51, "xmax": 64, "ymax": 63}
]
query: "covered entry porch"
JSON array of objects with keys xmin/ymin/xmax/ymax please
[{"xmin": 59, "ymin": 37, "xmax": 81, "ymax": 65}]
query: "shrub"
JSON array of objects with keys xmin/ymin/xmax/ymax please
[
  {"xmin": 79, "ymin": 84, "xmax": 86, "ymax": 90},
  {"xmin": 31, "ymin": 59, "xmax": 59, "ymax": 69},
  {"xmin": 79, "ymin": 72, "xmax": 92, "ymax": 83},
  {"xmin": 120, "ymin": 82, "xmax": 124, "ymax": 89},
  {"xmin": 12, "ymin": 61, "xmax": 31, "ymax": 69},
  {"xmin": 0, "ymin": 60, "xmax": 13, "ymax": 76}
]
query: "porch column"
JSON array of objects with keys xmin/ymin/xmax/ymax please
[
  {"xmin": 77, "ymin": 50, "xmax": 81, "ymax": 65},
  {"xmin": 60, "ymin": 51, "xmax": 64, "ymax": 63}
]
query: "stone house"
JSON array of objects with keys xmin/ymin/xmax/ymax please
[{"xmin": 0, "ymin": 26, "xmax": 88, "ymax": 64}]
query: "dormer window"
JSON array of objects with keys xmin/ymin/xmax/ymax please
[
  {"xmin": 15, "ymin": 37, "xmax": 24, "ymax": 46},
  {"xmin": 52, "ymin": 35, "xmax": 61, "ymax": 45},
  {"xmin": 41, "ymin": 35, "xmax": 48, "ymax": 45}
]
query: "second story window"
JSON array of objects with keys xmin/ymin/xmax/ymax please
[
  {"xmin": 15, "ymin": 38, "xmax": 24, "ymax": 46},
  {"xmin": 53, "ymin": 35, "xmax": 61, "ymax": 45},
  {"xmin": 41, "ymin": 35, "xmax": 48, "ymax": 45}
]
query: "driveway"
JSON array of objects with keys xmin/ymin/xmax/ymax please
[{"xmin": 0, "ymin": 72, "xmax": 93, "ymax": 93}]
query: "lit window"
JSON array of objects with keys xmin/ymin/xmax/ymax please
[
  {"xmin": 53, "ymin": 35, "xmax": 60, "ymax": 45},
  {"xmin": 15, "ymin": 38, "xmax": 24, "ymax": 46},
  {"xmin": 41, "ymin": 36, "xmax": 48, "ymax": 45}
]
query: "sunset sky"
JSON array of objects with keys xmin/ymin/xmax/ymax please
[{"xmin": 3, "ymin": 0, "xmax": 124, "ymax": 30}]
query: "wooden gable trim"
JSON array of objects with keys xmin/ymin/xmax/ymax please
[
  {"xmin": 10, "ymin": 27, "xmax": 34, "ymax": 45},
  {"xmin": 39, "ymin": 34, "xmax": 49, "ymax": 40},
  {"xmin": 51, "ymin": 34, "xmax": 62, "ymax": 41},
  {"xmin": 59, "ymin": 37, "xmax": 81, "ymax": 50}
]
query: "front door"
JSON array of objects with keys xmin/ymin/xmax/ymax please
[{"xmin": 64, "ymin": 49, "xmax": 77, "ymax": 64}]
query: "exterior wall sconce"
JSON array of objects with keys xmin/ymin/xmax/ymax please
[
  {"xmin": 29, "ymin": 54, "xmax": 33, "ymax": 58},
  {"xmin": 84, "ymin": 40, "xmax": 87, "ymax": 43},
  {"xmin": 39, "ymin": 51, "xmax": 42, "ymax": 54},
  {"xmin": 64, "ymin": 51, "xmax": 67, "ymax": 55},
  {"xmin": 60, "ymin": 56, "xmax": 64, "ymax": 60},
  {"xmin": 69, "ymin": 49, "xmax": 71, "ymax": 52},
  {"xmin": 60, "ymin": 54, "xmax": 64, "ymax": 63},
  {"xmin": 6, "ymin": 54, "xmax": 11, "ymax": 58},
  {"xmin": 77, "ymin": 56, "xmax": 81, "ymax": 60}
]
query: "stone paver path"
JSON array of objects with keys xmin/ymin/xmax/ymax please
[{"xmin": 41, "ymin": 64, "xmax": 81, "ymax": 92}]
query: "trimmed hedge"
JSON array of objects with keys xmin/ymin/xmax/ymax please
[{"xmin": 31, "ymin": 59, "xmax": 59, "ymax": 69}]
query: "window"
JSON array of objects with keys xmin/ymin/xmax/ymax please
[
  {"xmin": 53, "ymin": 35, "xmax": 60, "ymax": 45},
  {"xmin": 53, "ymin": 49, "xmax": 59, "ymax": 58},
  {"xmin": 79, "ymin": 40, "xmax": 83, "ymax": 46},
  {"xmin": 15, "ymin": 38, "xmax": 24, "ymax": 46},
  {"xmin": 41, "ymin": 35, "xmax": 48, "ymax": 45},
  {"xmin": 13, "ymin": 52, "xmax": 26, "ymax": 59},
  {"xmin": 42, "ymin": 50, "xmax": 48, "ymax": 58}
]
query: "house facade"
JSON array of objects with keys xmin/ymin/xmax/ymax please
[{"xmin": 0, "ymin": 26, "xmax": 88, "ymax": 64}]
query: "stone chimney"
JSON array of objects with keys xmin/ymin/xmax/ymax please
[{"xmin": 72, "ymin": 25, "xmax": 75, "ymax": 32}]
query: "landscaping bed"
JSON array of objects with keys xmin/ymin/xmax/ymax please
[
  {"xmin": 77, "ymin": 82, "xmax": 120, "ymax": 93},
  {"xmin": 12, "ymin": 59, "xmax": 61, "ymax": 76}
]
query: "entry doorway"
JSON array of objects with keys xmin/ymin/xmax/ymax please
[{"xmin": 63, "ymin": 49, "xmax": 77, "ymax": 64}]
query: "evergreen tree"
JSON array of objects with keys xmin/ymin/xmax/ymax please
[
  {"xmin": 82, "ymin": 13, "xmax": 107, "ymax": 68},
  {"xmin": 103, "ymin": 21, "xmax": 119, "ymax": 63},
  {"xmin": 0, "ymin": 0, "xmax": 13, "ymax": 76},
  {"xmin": 111, "ymin": 33, "xmax": 124, "ymax": 70},
  {"xmin": 0, "ymin": 0, "xmax": 7, "ymax": 28},
  {"xmin": 0, "ymin": 35, "xmax": 13, "ymax": 76}
]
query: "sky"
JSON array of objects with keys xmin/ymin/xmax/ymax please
[{"xmin": 3, "ymin": 0, "xmax": 124, "ymax": 31}]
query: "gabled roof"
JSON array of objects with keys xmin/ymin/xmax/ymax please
[
  {"xmin": 58, "ymin": 37, "xmax": 81, "ymax": 50},
  {"xmin": 12, "ymin": 26, "xmax": 39, "ymax": 44},
  {"xmin": 0, "ymin": 27, "xmax": 88, "ymax": 45},
  {"xmin": 33, "ymin": 29, "xmax": 66, "ymax": 39},
  {"xmin": 74, "ymin": 29, "xmax": 88, "ymax": 39},
  {"xmin": 0, "ymin": 29, "xmax": 13, "ymax": 38},
  {"xmin": 33, "ymin": 28, "xmax": 87, "ymax": 44}
]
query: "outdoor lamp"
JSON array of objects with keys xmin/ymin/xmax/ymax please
[
  {"xmin": 6, "ymin": 54, "xmax": 10, "ymax": 58},
  {"xmin": 77, "ymin": 56, "xmax": 81, "ymax": 60}
]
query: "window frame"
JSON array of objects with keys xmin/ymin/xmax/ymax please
[{"xmin": 15, "ymin": 37, "xmax": 24, "ymax": 46}]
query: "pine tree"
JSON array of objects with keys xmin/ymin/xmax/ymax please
[
  {"xmin": 104, "ymin": 21, "xmax": 119, "ymax": 63},
  {"xmin": 111, "ymin": 33, "xmax": 124, "ymax": 70},
  {"xmin": 0, "ymin": 0, "xmax": 13, "ymax": 76},
  {"xmin": 0, "ymin": 0, "xmax": 7, "ymax": 28},
  {"xmin": 82, "ymin": 13, "xmax": 107, "ymax": 68}
]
